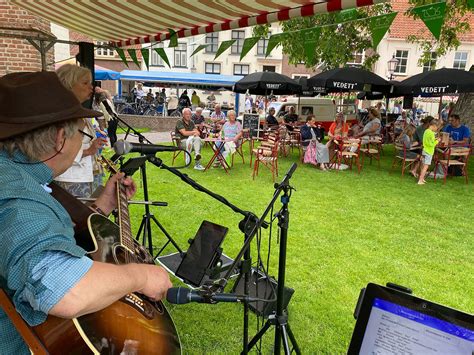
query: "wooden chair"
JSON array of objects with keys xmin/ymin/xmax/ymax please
[
  {"xmin": 170, "ymin": 131, "xmax": 184, "ymax": 165},
  {"xmin": 232, "ymin": 129, "xmax": 249, "ymax": 167},
  {"xmin": 360, "ymin": 136, "xmax": 382, "ymax": 168},
  {"xmin": 434, "ymin": 145, "xmax": 471, "ymax": 184},
  {"xmin": 391, "ymin": 143, "xmax": 419, "ymax": 179},
  {"xmin": 334, "ymin": 138, "xmax": 362, "ymax": 174},
  {"xmin": 252, "ymin": 135, "xmax": 279, "ymax": 182},
  {"xmin": 249, "ymin": 131, "xmax": 278, "ymax": 168}
]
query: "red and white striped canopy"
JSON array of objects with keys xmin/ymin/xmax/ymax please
[{"xmin": 11, "ymin": 0, "xmax": 385, "ymax": 47}]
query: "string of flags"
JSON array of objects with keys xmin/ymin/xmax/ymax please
[{"xmin": 112, "ymin": 1, "xmax": 453, "ymax": 70}]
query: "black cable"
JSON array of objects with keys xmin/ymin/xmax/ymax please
[{"xmin": 12, "ymin": 138, "xmax": 66, "ymax": 165}]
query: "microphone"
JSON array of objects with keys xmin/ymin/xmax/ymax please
[
  {"xmin": 113, "ymin": 139, "xmax": 181, "ymax": 155},
  {"xmin": 166, "ymin": 287, "xmax": 260, "ymax": 305}
]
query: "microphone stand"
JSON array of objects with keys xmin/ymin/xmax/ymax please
[
  {"xmin": 147, "ymin": 156, "xmax": 300, "ymax": 354},
  {"xmin": 104, "ymin": 104, "xmax": 182, "ymax": 257}
]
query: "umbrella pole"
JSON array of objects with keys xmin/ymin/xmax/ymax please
[{"xmin": 438, "ymin": 95, "xmax": 443, "ymax": 120}]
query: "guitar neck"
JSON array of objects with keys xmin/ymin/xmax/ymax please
[{"xmin": 116, "ymin": 181, "xmax": 135, "ymax": 253}]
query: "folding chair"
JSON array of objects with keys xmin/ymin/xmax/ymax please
[
  {"xmin": 360, "ymin": 136, "xmax": 382, "ymax": 168},
  {"xmin": 170, "ymin": 131, "xmax": 184, "ymax": 165},
  {"xmin": 391, "ymin": 143, "xmax": 419, "ymax": 179},
  {"xmin": 434, "ymin": 144, "xmax": 471, "ymax": 184},
  {"xmin": 252, "ymin": 137, "xmax": 279, "ymax": 182},
  {"xmin": 335, "ymin": 138, "xmax": 362, "ymax": 174}
]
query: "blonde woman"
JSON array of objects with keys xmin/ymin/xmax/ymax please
[{"xmin": 54, "ymin": 64, "xmax": 107, "ymax": 197}]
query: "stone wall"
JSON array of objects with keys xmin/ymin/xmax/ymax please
[{"xmin": 118, "ymin": 115, "xmax": 179, "ymax": 132}]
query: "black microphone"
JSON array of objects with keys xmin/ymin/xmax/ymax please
[
  {"xmin": 113, "ymin": 139, "xmax": 181, "ymax": 155},
  {"xmin": 166, "ymin": 287, "xmax": 259, "ymax": 305}
]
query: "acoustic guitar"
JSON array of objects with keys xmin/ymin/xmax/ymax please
[{"xmin": 33, "ymin": 157, "xmax": 181, "ymax": 354}]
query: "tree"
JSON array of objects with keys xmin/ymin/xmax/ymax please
[{"xmin": 254, "ymin": 1, "xmax": 472, "ymax": 70}]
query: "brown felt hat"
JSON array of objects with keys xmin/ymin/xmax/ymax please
[{"xmin": 0, "ymin": 71, "xmax": 102, "ymax": 140}]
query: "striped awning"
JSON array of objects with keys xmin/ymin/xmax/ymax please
[{"xmin": 11, "ymin": 0, "xmax": 385, "ymax": 47}]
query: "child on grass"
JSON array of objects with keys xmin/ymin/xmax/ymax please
[{"xmin": 418, "ymin": 119, "xmax": 442, "ymax": 185}]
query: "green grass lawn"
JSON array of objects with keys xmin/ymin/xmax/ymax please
[{"xmin": 116, "ymin": 141, "xmax": 473, "ymax": 354}]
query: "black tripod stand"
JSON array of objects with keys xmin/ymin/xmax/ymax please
[{"xmin": 245, "ymin": 177, "xmax": 301, "ymax": 354}]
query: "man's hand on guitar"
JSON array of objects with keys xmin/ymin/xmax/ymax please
[
  {"xmin": 94, "ymin": 172, "xmax": 137, "ymax": 215},
  {"xmin": 138, "ymin": 265, "xmax": 173, "ymax": 301}
]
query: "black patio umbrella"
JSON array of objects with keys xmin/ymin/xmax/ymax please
[
  {"xmin": 307, "ymin": 67, "xmax": 391, "ymax": 94},
  {"xmin": 394, "ymin": 68, "xmax": 474, "ymax": 97},
  {"xmin": 233, "ymin": 71, "xmax": 302, "ymax": 95}
]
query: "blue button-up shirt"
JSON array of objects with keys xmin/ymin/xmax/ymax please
[{"xmin": 0, "ymin": 150, "xmax": 93, "ymax": 354}]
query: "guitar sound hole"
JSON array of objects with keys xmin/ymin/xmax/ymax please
[
  {"xmin": 134, "ymin": 244, "xmax": 154, "ymax": 264},
  {"xmin": 112, "ymin": 245, "xmax": 138, "ymax": 264}
]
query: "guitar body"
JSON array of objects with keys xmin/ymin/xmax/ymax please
[{"xmin": 34, "ymin": 214, "xmax": 181, "ymax": 354}]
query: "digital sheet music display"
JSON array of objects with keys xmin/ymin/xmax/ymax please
[{"xmin": 360, "ymin": 298, "xmax": 474, "ymax": 354}]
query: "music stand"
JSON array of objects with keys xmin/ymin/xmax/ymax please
[{"xmin": 119, "ymin": 155, "xmax": 183, "ymax": 257}]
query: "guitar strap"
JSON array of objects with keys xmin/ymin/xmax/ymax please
[{"xmin": 0, "ymin": 289, "xmax": 49, "ymax": 355}]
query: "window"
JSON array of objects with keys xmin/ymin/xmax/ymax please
[
  {"xmin": 257, "ymin": 33, "xmax": 271, "ymax": 56},
  {"xmin": 234, "ymin": 64, "xmax": 249, "ymax": 75},
  {"xmin": 423, "ymin": 52, "xmax": 437, "ymax": 72},
  {"xmin": 301, "ymin": 106, "xmax": 314, "ymax": 116},
  {"xmin": 205, "ymin": 33, "xmax": 219, "ymax": 53},
  {"xmin": 205, "ymin": 62, "xmax": 221, "ymax": 74},
  {"xmin": 95, "ymin": 41, "xmax": 114, "ymax": 57},
  {"xmin": 150, "ymin": 42, "xmax": 164, "ymax": 66},
  {"xmin": 292, "ymin": 75, "xmax": 310, "ymax": 80},
  {"xmin": 453, "ymin": 51, "xmax": 468, "ymax": 70},
  {"xmin": 263, "ymin": 65, "xmax": 276, "ymax": 72},
  {"xmin": 347, "ymin": 50, "xmax": 365, "ymax": 67},
  {"xmin": 174, "ymin": 42, "xmax": 187, "ymax": 68},
  {"xmin": 394, "ymin": 50, "xmax": 409, "ymax": 74},
  {"xmin": 231, "ymin": 30, "xmax": 245, "ymax": 54}
]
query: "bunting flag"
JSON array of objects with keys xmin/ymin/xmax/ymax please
[
  {"xmin": 191, "ymin": 44, "xmax": 209, "ymax": 57},
  {"xmin": 265, "ymin": 33, "xmax": 285, "ymax": 58},
  {"xmin": 301, "ymin": 28, "xmax": 321, "ymax": 62},
  {"xmin": 153, "ymin": 48, "xmax": 171, "ymax": 67},
  {"xmin": 141, "ymin": 48, "xmax": 150, "ymax": 70},
  {"xmin": 127, "ymin": 49, "xmax": 140, "ymax": 68},
  {"xmin": 240, "ymin": 37, "xmax": 260, "ymax": 61},
  {"xmin": 368, "ymin": 12, "xmax": 398, "ymax": 48},
  {"xmin": 115, "ymin": 48, "xmax": 129, "ymax": 67},
  {"xmin": 214, "ymin": 39, "xmax": 235, "ymax": 59},
  {"xmin": 168, "ymin": 29, "xmax": 178, "ymax": 47},
  {"xmin": 411, "ymin": 2, "xmax": 446, "ymax": 40},
  {"xmin": 335, "ymin": 8, "xmax": 359, "ymax": 23}
]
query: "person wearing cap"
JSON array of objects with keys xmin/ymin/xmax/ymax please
[{"xmin": 0, "ymin": 72, "xmax": 172, "ymax": 353}]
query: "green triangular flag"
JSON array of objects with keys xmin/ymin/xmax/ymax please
[
  {"xmin": 141, "ymin": 48, "xmax": 150, "ymax": 70},
  {"xmin": 468, "ymin": 0, "xmax": 474, "ymax": 10},
  {"xmin": 214, "ymin": 39, "xmax": 235, "ymax": 59},
  {"xmin": 265, "ymin": 33, "xmax": 285, "ymax": 58},
  {"xmin": 153, "ymin": 48, "xmax": 171, "ymax": 68},
  {"xmin": 369, "ymin": 12, "xmax": 398, "ymax": 48},
  {"xmin": 168, "ymin": 29, "xmax": 178, "ymax": 47},
  {"xmin": 301, "ymin": 28, "xmax": 321, "ymax": 62},
  {"xmin": 127, "ymin": 49, "xmax": 140, "ymax": 68},
  {"xmin": 411, "ymin": 2, "xmax": 446, "ymax": 40},
  {"xmin": 240, "ymin": 37, "xmax": 260, "ymax": 61},
  {"xmin": 191, "ymin": 44, "xmax": 208, "ymax": 57},
  {"xmin": 335, "ymin": 8, "xmax": 358, "ymax": 23},
  {"xmin": 115, "ymin": 48, "xmax": 129, "ymax": 67}
]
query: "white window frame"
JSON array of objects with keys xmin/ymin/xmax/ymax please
[
  {"xmin": 231, "ymin": 30, "xmax": 245, "ymax": 54},
  {"xmin": 205, "ymin": 62, "xmax": 221, "ymax": 74},
  {"xmin": 422, "ymin": 52, "xmax": 437, "ymax": 72},
  {"xmin": 257, "ymin": 33, "xmax": 271, "ymax": 56},
  {"xmin": 205, "ymin": 33, "xmax": 219, "ymax": 53},
  {"xmin": 347, "ymin": 50, "xmax": 365, "ymax": 67},
  {"xmin": 150, "ymin": 42, "xmax": 165, "ymax": 67},
  {"xmin": 95, "ymin": 41, "xmax": 114, "ymax": 57},
  {"xmin": 394, "ymin": 50, "xmax": 409, "ymax": 74},
  {"xmin": 174, "ymin": 42, "xmax": 187, "ymax": 68},
  {"xmin": 453, "ymin": 51, "xmax": 468, "ymax": 70},
  {"xmin": 234, "ymin": 64, "xmax": 249, "ymax": 75}
]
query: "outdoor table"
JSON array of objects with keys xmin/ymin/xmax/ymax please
[{"xmin": 203, "ymin": 137, "xmax": 231, "ymax": 173}]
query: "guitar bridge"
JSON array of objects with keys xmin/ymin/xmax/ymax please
[{"xmin": 121, "ymin": 293, "xmax": 155, "ymax": 320}]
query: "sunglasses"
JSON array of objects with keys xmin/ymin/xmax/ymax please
[{"xmin": 78, "ymin": 129, "xmax": 94, "ymax": 142}]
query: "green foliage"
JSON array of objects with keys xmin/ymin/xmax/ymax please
[
  {"xmin": 109, "ymin": 141, "xmax": 474, "ymax": 353},
  {"xmin": 257, "ymin": 1, "xmax": 471, "ymax": 70}
]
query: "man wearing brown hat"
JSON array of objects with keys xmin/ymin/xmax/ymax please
[{"xmin": 0, "ymin": 72, "xmax": 171, "ymax": 353}]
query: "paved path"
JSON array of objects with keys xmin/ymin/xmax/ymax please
[{"xmin": 117, "ymin": 131, "xmax": 171, "ymax": 144}]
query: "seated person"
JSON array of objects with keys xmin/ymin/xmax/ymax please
[
  {"xmin": 300, "ymin": 115, "xmax": 329, "ymax": 171},
  {"xmin": 266, "ymin": 107, "xmax": 279, "ymax": 127},
  {"xmin": 283, "ymin": 106, "xmax": 298, "ymax": 131},
  {"xmin": 192, "ymin": 107, "xmax": 206, "ymax": 125},
  {"xmin": 219, "ymin": 110, "xmax": 243, "ymax": 166},
  {"xmin": 354, "ymin": 107, "xmax": 381, "ymax": 141},
  {"xmin": 443, "ymin": 114, "xmax": 471, "ymax": 145},
  {"xmin": 395, "ymin": 125, "xmax": 420, "ymax": 177},
  {"xmin": 210, "ymin": 104, "xmax": 226, "ymax": 125},
  {"xmin": 175, "ymin": 108, "xmax": 205, "ymax": 170},
  {"xmin": 328, "ymin": 112, "xmax": 350, "ymax": 142}
]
